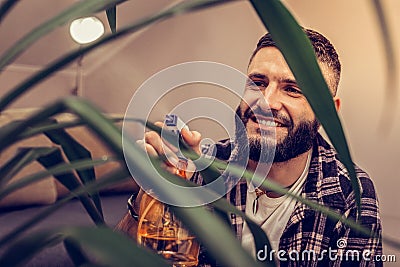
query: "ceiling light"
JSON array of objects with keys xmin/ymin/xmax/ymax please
[{"xmin": 69, "ymin": 16, "xmax": 105, "ymax": 44}]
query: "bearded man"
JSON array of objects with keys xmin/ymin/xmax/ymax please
[{"xmin": 116, "ymin": 29, "xmax": 382, "ymax": 267}]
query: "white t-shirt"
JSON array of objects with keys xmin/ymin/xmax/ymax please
[{"xmin": 241, "ymin": 152, "xmax": 312, "ymax": 260}]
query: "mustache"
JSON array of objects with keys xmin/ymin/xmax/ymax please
[{"xmin": 243, "ymin": 106, "xmax": 292, "ymax": 127}]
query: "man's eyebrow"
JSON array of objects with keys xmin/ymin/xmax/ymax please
[
  {"xmin": 281, "ymin": 78, "xmax": 299, "ymax": 86},
  {"xmin": 248, "ymin": 73, "xmax": 267, "ymax": 80}
]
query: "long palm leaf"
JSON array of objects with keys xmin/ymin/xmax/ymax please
[
  {"xmin": 35, "ymin": 148, "xmax": 104, "ymax": 225},
  {"xmin": 44, "ymin": 127, "xmax": 102, "ymax": 216},
  {"xmin": 0, "ymin": 226, "xmax": 170, "ymax": 267},
  {"xmin": 0, "ymin": 0, "xmax": 237, "ymax": 111},
  {"xmin": 0, "ymin": 157, "xmax": 116, "ymax": 202},
  {"xmin": 0, "ymin": 0, "xmax": 21, "ymax": 23},
  {"xmin": 0, "ymin": 0, "xmax": 127, "ymax": 70},
  {"xmin": 143, "ymin": 119, "xmax": 400, "ymax": 249},
  {"xmin": 9, "ymin": 97, "xmax": 266, "ymax": 266},
  {"xmin": 0, "ymin": 146, "xmax": 58, "ymax": 187},
  {"xmin": 369, "ymin": 0, "xmax": 398, "ymax": 128},
  {"xmin": 249, "ymin": 0, "xmax": 361, "ymax": 214},
  {"xmin": 0, "ymin": 167, "xmax": 131, "ymax": 248}
]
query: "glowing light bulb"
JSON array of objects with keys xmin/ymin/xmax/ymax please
[{"xmin": 69, "ymin": 17, "xmax": 105, "ymax": 44}]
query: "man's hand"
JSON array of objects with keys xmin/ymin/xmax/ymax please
[{"xmin": 137, "ymin": 121, "xmax": 202, "ymax": 179}]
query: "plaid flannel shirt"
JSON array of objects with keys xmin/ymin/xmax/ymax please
[{"xmin": 194, "ymin": 133, "xmax": 382, "ymax": 267}]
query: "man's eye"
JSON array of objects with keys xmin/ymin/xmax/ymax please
[
  {"xmin": 285, "ymin": 86, "xmax": 302, "ymax": 96},
  {"xmin": 247, "ymin": 80, "xmax": 267, "ymax": 89}
]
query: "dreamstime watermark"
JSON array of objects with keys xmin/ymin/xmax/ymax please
[{"xmin": 256, "ymin": 238, "xmax": 396, "ymax": 263}]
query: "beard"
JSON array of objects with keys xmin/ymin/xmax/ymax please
[{"xmin": 235, "ymin": 105, "xmax": 319, "ymax": 163}]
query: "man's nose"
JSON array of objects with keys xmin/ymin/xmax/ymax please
[{"xmin": 258, "ymin": 85, "xmax": 282, "ymax": 111}]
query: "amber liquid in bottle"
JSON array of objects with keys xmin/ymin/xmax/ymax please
[{"xmin": 137, "ymin": 148, "xmax": 199, "ymax": 266}]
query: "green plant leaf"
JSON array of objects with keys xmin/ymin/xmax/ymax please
[
  {"xmin": 126, "ymin": 152, "xmax": 271, "ymax": 266},
  {"xmin": 43, "ymin": 128, "xmax": 95, "ymax": 184},
  {"xmin": 20, "ymin": 119, "xmax": 90, "ymax": 138},
  {"xmin": 64, "ymin": 238, "xmax": 90, "ymax": 266},
  {"xmin": 142, "ymin": 119, "xmax": 226, "ymax": 185},
  {"xmin": 172, "ymin": 206, "xmax": 269, "ymax": 267},
  {"xmin": 149, "ymin": 133, "xmax": 391, "ymax": 250},
  {"xmin": 0, "ymin": 99, "xmax": 122, "ymax": 163},
  {"xmin": 170, "ymin": 149, "xmax": 400, "ymax": 251},
  {"xmin": 214, "ymin": 157, "xmax": 377, "ymax": 239},
  {"xmin": 0, "ymin": 229, "xmax": 65, "ymax": 267},
  {"xmin": 0, "ymin": 0, "xmax": 127, "ymax": 71},
  {"xmin": 0, "ymin": 120, "xmax": 28, "ymax": 146},
  {"xmin": 36, "ymin": 148, "xmax": 104, "ymax": 225},
  {"xmin": 5, "ymin": 115, "xmax": 124, "ymax": 145},
  {"xmin": 1, "ymin": 97, "xmax": 397, "ymax": 266},
  {"xmin": 210, "ymin": 198, "xmax": 275, "ymax": 266},
  {"xmin": 0, "ymin": 226, "xmax": 171, "ymax": 267},
  {"xmin": 0, "ymin": 157, "xmax": 116, "ymax": 202},
  {"xmin": 44, "ymin": 127, "xmax": 102, "ymax": 217},
  {"xmin": 0, "ymin": 146, "xmax": 58, "ymax": 188},
  {"xmin": 369, "ymin": 0, "xmax": 398, "ymax": 128},
  {"xmin": 139, "ymin": 117, "xmax": 388, "ymax": 261},
  {"xmin": 133, "ymin": 157, "xmax": 265, "ymax": 266},
  {"xmin": 0, "ymin": 1, "xmax": 396, "ymax": 266},
  {"xmin": 0, "ymin": 0, "xmax": 20, "ymax": 24},
  {"xmin": 152, "ymin": 164, "xmax": 275, "ymax": 266},
  {"xmin": 249, "ymin": 0, "xmax": 361, "ymax": 214},
  {"xmin": 0, "ymin": 0, "xmax": 236, "ymax": 111},
  {"xmin": 2, "ymin": 98, "xmax": 398, "ymax": 253},
  {"xmin": 141, "ymin": 119, "xmax": 235, "ymax": 228},
  {"xmin": 0, "ymin": 168, "xmax": 131, "ymax": 249},
  {"xmin": 67, "ymin": 227, "xmax": 170, "ymax": 267},
  {"xmin": 106, "ymin": 6, "xmax": 117, "ymax": 33},
  {"xmin": 58, "ymin": 99, "xmax": 265, "ymax": 266}
]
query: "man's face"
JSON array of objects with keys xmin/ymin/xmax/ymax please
[{"xmin": 237, "ymin": 47, "xmax": 333, "ymax": 163}]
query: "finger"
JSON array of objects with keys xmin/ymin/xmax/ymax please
[
  {"xmin": 144, "ymin": 131, "xmax": 178, "ymax": 165},
  {"xmin": 150, "ymin": 121, "xmax": 179, "ymax": 154},
  {"xmin": 181, "ymin": 128, "xmax": 202, "ymax": 154},
  {"xmin": 136, "ymin": 139, "xmax": 158, "ymax": 157},
  {"xmin": 145, "ymin": 143, "xmax": 158, "ymax": 157},
  {"xmin": 181, "ymin": 128, "xmax": 201, "ymax": 145},
  {"xmin": 144, "ymin": 131, "xmax": 165, "ymax": 155},
  {"xmin": 154, "ymin": 121, "xmax": 164, "ymax": 128}
]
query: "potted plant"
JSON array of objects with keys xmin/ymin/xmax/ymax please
[{"xmin": 0, "ymin": 0, "xmax": 398, "ymax": 266}]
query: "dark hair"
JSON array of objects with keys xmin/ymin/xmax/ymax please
[{"xmin": 249, "ymin": 28, "xmax": 341, "ymax": 95}]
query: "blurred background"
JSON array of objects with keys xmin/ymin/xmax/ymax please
[{"xmin": 0, "ymin": 0, "xmax": 399, "ymax": 260}]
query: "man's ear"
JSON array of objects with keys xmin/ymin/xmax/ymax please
[{"xmin": 333, "ymin": 96, "xmax": 341, "ymax": 112}]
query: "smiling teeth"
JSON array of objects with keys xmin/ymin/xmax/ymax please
[{"xmin": 259, "ymin": 120, "xmax": 279, "ymax": 126}]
